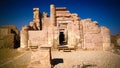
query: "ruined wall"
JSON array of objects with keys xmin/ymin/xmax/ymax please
[
  {"xmin": 53, "ymin": 27, "xmax": 59, "ymax": 49},
  {"xmin": 101, "ymin": 26, "xmax": 111, "ymax": 50},
  {"xmin": 81, "ymin": 19, "xmax": 111, "ymax": 50},
  {"xmin": 28, "ymin": 30, "xmax": 48, "ymax": 47},
  {"xmin": 33, "ymin": 8, "xmax": 42, "ymax": 30},
  {"xmin": 0, "ymin": 25, "xmax": 19, "ymax": 48},
  {"xmin": 71, "ymin": 14, "xmax": 81, "ymax": 47},
  {"xmin": 67, "ymin": 21, "xmax": 76, "ymax": 46},
  {"xmin": 20, "ymin": 4, "xmax": 111, "ymax": 50},
  {"xmin": 47, "ymin": 4, "xmax": 56, "ymax": 48},
  {"xmin": 42, "ymin": 17, "xmax": 50, "ymax": 29},
  {"xmin": 82, "ymin": 19, "xmax": 102, "ymax": 50},
  {"xmin": 20, "ymin": 26, "xmax": 29, "ymax": 48}
]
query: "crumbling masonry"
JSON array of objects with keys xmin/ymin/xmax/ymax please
[
  {"xmin": 20, "ymin": 4, "xmax": 111, "ymax": 50},
  {"xmin": 0, "ymin": 25, "xmax": 19, "ymax": 48}
]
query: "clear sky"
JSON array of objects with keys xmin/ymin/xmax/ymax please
[{"xmin": 0, "ymin": 0, "xmax": 120, "ymax": 34}]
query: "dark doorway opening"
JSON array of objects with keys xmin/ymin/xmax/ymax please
[{"xmin": 59, "ymin": 32, "xmax": 65, "ymax": 45}]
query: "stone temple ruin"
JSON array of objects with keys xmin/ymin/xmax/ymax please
[{"xmin": 20, "ymin": 4, "xmax": 111, "ymax": 50}]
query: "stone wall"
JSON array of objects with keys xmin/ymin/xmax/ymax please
[
  {"xmin": 42, "ymin": 17, "xmax": 50, "ymax": 29},
  {"xmin": 81, "ymin": 19, "xmax": 111, "ymax": 50},
  {"xmin": 0, "ymin": 25, "xmax": 19, "ymax": 48},
  {"xmin": 20, "ymin": 26, "xmax": 29, "ymax": 48},
  {"xmin": 28, "ymin": 30, "xmax": 48, "ymax": 47},
  {"xmin": 101, "ymin": 26, "xmax": 111, "ymax": 50},
  {"xmin": 20, "ymin": 4, "xmax": 111, "ymax": 50}
]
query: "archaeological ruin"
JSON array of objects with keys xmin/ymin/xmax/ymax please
[
  {"xmin": 20, "ymin": 4, "xmax": 111, "ymax": 50},
  {"xmin": 0, "ymin": 25, "xmax": 19, "ymax": 48}
]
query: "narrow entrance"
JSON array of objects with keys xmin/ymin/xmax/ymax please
[{"xmin": 59, "ymin": 32, "xmax": 65, "ymax": 45}]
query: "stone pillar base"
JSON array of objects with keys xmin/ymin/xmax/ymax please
[{"xmin": 28, "ymin": 47, "xmax": 51, "ymax": 68}]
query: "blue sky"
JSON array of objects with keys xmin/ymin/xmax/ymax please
[{"xmin": 0, "ymin": 0, "xmax": 120, "ymax": 34}]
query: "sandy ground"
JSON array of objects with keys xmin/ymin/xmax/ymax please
[
  {"xmin": 51, "ymin": 50, "xmax": 120, "ymax": 68},
  {"xmin": 1, "ymin": 50, "xmax": 120, "ymax": 68},
  {"xmin": 0, "ymin": 51, "xmax": 31, "ymax": 68}
]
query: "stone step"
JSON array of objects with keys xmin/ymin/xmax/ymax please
[
  {"xmin": 29, "ymin": 46, "xmax": 38, "ymax": 49},
  {"xmin": 63, "ymin": 49, "xmax": 71, "ymax": 52}
]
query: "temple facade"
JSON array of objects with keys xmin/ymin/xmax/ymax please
[{"xmin": 20, "ymin": 4, "xmax": 111, "ymax": 50}]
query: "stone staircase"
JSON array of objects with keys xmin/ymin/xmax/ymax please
[{"xmin": 58, "ymin": 45, "xmax": 76, "ymax": 52}]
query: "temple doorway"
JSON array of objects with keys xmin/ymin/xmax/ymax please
[
  {"xmin": 59, "ymin": 32, "xmax": 67, "ymax": 45},
  {"xmin": 59, "ymin": 32, "xmax": 65, "ymax": 45}
]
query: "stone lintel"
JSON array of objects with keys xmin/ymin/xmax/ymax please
[
  {"xmin": 56, "ymin": 10, "xmax": 70, "ymax": 13},
  {"xmin": 56, "ymin": 14, "xmax": 71, "ymax": 17},
  {"xmin": 56, "ymin": 7, "xmax": 67, "ymax": 11},
  {"xmin": 56, "ymin": 12, "xmax": 70, "ymax": 15}
]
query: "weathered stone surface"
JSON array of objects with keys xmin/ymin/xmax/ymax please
[
  {"xmin": 28, "ymin": 49, "xmax": 51, "ymax": 68},
  {"xmin": 28, "ymin": 30, "xmax": 48, "ymax": 47},
  {"xmin": 33, "ymin": 8, "xmax": 42, "ymax": 30},
  {"xmin": 42, "ymin": 17, "xmax": 50, "ymax": 30},
  {"xmin": 20, "ymin": 26, "xmax": 29, "ymax": 48},
  {"xmin": 84, "ymin": 33, "xmax": 103, "ymax": 50},
  {"xmin": 101, "ymin": 26, "xmax": 111, "ymax": 50},
  {"xmin": 43, "ymin": 12, "xmax": 48, "ymax": 18},
  {"xmin": 0, "ymin": 25, "xmax": 19, "ymax": 48},
  {"xmin": 50, "ymin": 4, "xmax": 56, "ymax": 26},
  {"xmin": 29, "ymin": 21, "xmax": 37, "ymax": 30}
]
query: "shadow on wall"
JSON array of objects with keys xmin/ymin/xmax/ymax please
[
  {"xmin": 14, "ymin": 37, "xmax": 20, "ymax": 49},
  {"xmin": 51, "ymin": 58, "xmax": 64, "ymax": 67},
  {"xmin": 11, "ymin": 29, "xmax": 20, "ymax": 49}
]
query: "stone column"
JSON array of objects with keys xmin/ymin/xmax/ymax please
[
  {"xmin": 50, "ymin": 4, "xmax": 56, "ymax": 26},
  {"xmin": 20, "ymin": 26, "xmax": 29, "ymax": 48},
  {"xmin": 33, "ymin": 8, "xmax": 41, "ymax": 30},
  {"xmin": 47, "ymin": 4, "xmax": 56, "ymax": 48}
]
